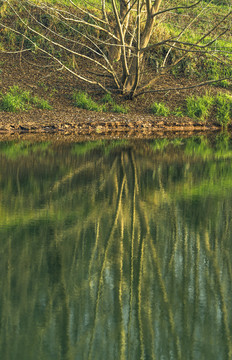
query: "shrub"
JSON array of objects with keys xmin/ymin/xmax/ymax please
[{"xmin": 151, "ymin": 102, "xmax": 170, "ymax": 116}]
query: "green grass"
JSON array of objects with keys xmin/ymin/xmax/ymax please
[
  {"xmin": 73, "ymin": 91, "xmax": 102, "ymax": 111},
  {"xmin": 73, "ymin": 91, "xmax": 129, "ymax": 113},
  {"xmin": 111, "ymin": 103, "xmax": 128, "ymax": 114},
  {"xmin": 101, "ymin": 93, "xmax": 128, "ymax": 113},
  {"xmin": 31, "ymin": 96, "xmax": 52, "ymax": 109},
  {"xmin": 159, "ymin": 1, "xmax": 232, "ymax": 81},
  {"xmin": 198, "ymin": 58, "xmax": 232, "ymax": 88},
  {"xmin": 185, "ymin": 94, "xmax": 214, "ymax": 121},
  {"xmin": 185, "ymin": 93, "xmax": 232, "ymax": 126},
  {"xmin": 101, "ymin": 93, "xmax": 114, "ymax": 105},
  {"xmin": 149, "ymin": 93, "xmax": 232, "ymax": 127},
  {"xmin": 214, "ymin": 93, "xmax": 232, "ymax": 126},
  {"xmin": 0, "ymin": 86, "xmax": 52, "ymax": 112},
  {"xmin": 150, "ymin": 102, "xmax": 170, "ymax": 116}
]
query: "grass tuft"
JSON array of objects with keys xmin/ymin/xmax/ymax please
[
  {"xmin": 73, "ymin": 91, "xmax": 129, "ymax": 113},
  {"xmin": 101, "ymin": 93, "xmax": 128, "ymax": 113},
  {"xmin": 185, "ymin": 92, "xmax": 232, "ymax": 127},
  {"xmin": 149, "ymin": 93, "xmax": 232, "ymax": 128},
  {"xmin": 32, "ymin": 96, "xmax": 52, "ymax": 109},
  {"xmin": 214, "ymin": 93, "xmax": 232, "ymax": 126},
  {"xmin": 101, "ymin": 93, "xmax": 114, "ymax": 104},
  {"xmin": 0, "ymin": 85, "xmax": 51, "ymax": 112},
  {"xmin": 185, "ymin": 94, "xmax": 214, "ymax": 121},
  {"xmin": 151, "ymin": 102, "xmax": 170, "ymax": 116},
  {"xmin": 111, "ymin": 103, "xmax": 128, "ymax": 114},
  {"xmin": 73, "ymin": 91, "xmax": 101, "ymax": 111}
]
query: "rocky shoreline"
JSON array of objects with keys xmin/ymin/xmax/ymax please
[{"xmin": 0, "ymin": 107, "xmax": 222, "ymax": 141}]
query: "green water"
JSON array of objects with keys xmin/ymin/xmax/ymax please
[{"xmin": 1, "ymin": 135, "xmax": 232, "ymax": 360}]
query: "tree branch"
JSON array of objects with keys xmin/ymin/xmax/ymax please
[
  {"xmin": 152, "ymin": 0, "xmax": 202, "ymax": 18},
  {"xmin": 135, "ymin": 77, "xmax": 232, "ymax": 97},
  {"xmin": 5, "ymin": 0, "xmax": 116, "ymax": 77},
  {"xmin": 28, "ymin": 0, "xmax": 118, "ymax": 40},
  {"xmin": 111, "ymin": 0, "xmax": 129, "ymax": 75},
  {"xmin": 0, "ymin": 22, "xmax": 110, "ymax": 93}
]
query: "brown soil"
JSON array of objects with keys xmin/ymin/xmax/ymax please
[{"xmin": 0, "ymin": 53, "xmax": 227, "ymax": 141}]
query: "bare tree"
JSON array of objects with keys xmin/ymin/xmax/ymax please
[{"xmin": 0, "ymin": 0, "xmax": 231, "ymax": 98}]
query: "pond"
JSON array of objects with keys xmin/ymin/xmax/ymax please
[{"xmin": 1, "ymin": 134, "xmax": 232, "ymax": 360}]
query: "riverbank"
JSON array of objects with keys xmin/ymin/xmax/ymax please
[
  {"xmin": 0, "ymin": 106, "xmax": 221, "ymax": 137},
  {"xmin": 0, "ymin": 53, "xmax": 230, "ymax": 140}
]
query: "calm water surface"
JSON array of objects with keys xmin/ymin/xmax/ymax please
[{"xmin": 1, "ymin": 135, "xmax": 232, "ymax": 360}]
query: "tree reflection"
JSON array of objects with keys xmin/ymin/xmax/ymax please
[{"xmin": 0, "ymin": 137, "xmax": 232, "ymax": 359}]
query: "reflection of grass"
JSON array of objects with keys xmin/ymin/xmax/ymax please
[
  {"xmin": 184, "ymin": 136, "xmax": 232, "ymax": 159},
  {"xmin": 170, "ymin": 176, "xmax": 232, "ymax": 200},
  {"xmin": 149, "ymin": 135, "xmax": 232, "ymax": 160},
  {"xmin": 0, "ymin": 206, "xmax": 59, "ymax": 228},
  {"xmin": 150, "ymin": 138, "xmax": 170, "ymax": 151},
  {"xmin": 71, "ymin": 140, "xmax": 104, "ymax": 155},
  {"xmin": 184, "ymin": 136, "xmax": 211, "ymax": 157},
  {"xmin": 150, "ymin": 138, "xmax": 184, "ymax": 152},
  {"xmin": 103, "ymin": 140, "xmax": 128, "ymax": 154},
  {"xmin": 215, "ymin": 133, "xmax": 229, "ymax": 152},
  {"xmin": 0, "ymin": 141, "xmax": 50, "ymax": 159},
  {"xmin": 71, "ymin": 139, "xmax": 129, "ymax": 156}
]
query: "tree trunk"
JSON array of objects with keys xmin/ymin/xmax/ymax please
[
  {"xmin": 109, "ymin": 0, "xmax": 130, "ymax": 63},
  {"xmin": 120, "ymin": 0, "xmax": 163, "ymax": 98},
  {"xmin": 122, "ymin": 14, "xmax": 156, "ymax": 98}
]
